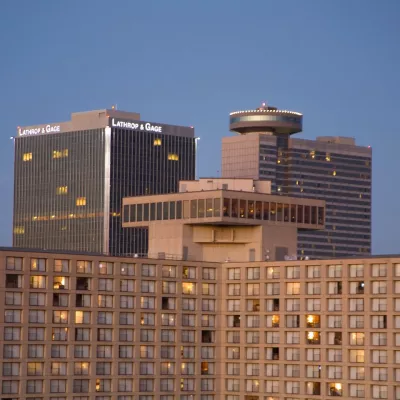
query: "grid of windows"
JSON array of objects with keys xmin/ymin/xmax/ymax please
[{"xmin": 3, "ymin": 253, "xmax": 400, "ymax": 399}]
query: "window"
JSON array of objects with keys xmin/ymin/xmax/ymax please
[
  {"xmin": 168, "ymin": 153, "xmax": 179, "ymax": 161},
  {"xmin": 29, "ymin": 310, "xmax": 45, "ymax": 323},
  {"xmin": 51, "ymin": 345, "xmax": 67, "ymax": 358},
  {"xmin": 56, "ymin": 186, "xmax": 68, "ymax": 195},
  {"xmin": 120, "ymin": 295, "xmax": 134, "ymax": 309},
  {"xmin": 328, "ymin": 264, "xmax": 342, "ymax": 277},
  {"xmin": 139, "ymin": 379, "xmax": 154, "ymax": 392},
  {"xmin": 99, "ymin": 279, "xmax": 114, "ymax": 291},
  {"xmin": 50, "ymin": 379, "xmax": 67, "ymax": 393},
  {"xmin": 307, "ymin": 282, "xmax": 321, "ymax": 295},
  {"xmin": 121, "ymin": 263, "xmax": 135, "ymax": 276},
  {"xmin": 52, "ymin": 328, "xmax": 68, "ymax": 341},
  {"xmin": 4, "ymin": 327, "xmax": 21, "ymax": 341},
  {"xmin": 30, "ymin": 275, "xmax": 46, "ymax": 289},
  {"xmin": 97, "ymin": 345, "xmax": 112, "ymax": 358},
  {"xmin": 5, "ymin": 292, "xmax": 22, "ymax": 305},
  {"xmin": 119, "ymin": 362, "xmax": 133, "ymax": 375},
  {"xmin": 1, "ymin": 379, "xmax": 19, "ymax": 394},
  {"xmin": 31, "ymin": 258, "xmax": 46, "ymax": 271},
  {"xmin": 349, "ymin": 264, "xmax": 364, "ymax": 277},
  {"xmin": 76, "ymin": 197, "xmax": 86, "ymax": 206},
  {"xmin": 349, "ymin": 281, "xmax": 365, "ymax": 294},
  {"xmin": 286, "ymin": 298, "xmax": 300, "ymax": 311},
  {"xmin": 247, "ymin": 267, "xmax": 260, "ymax": 280},
  {"xmin": 119, "ymin": 345, "xmax": 134, "ymax": 358},
  {"xmin": 371, "ymin": 350, "xmax": 387, "ymax": 364},
  {"xmin": 142, "ymin": 264, "xmax": 156, "ymax": 277},
  {"xmin": 53, "ymin": 311, "xmax": 68, "ymax": 324},
  {"xmin": 98, "ymin": 295, "xmax": 113, "ymax": 308},
  {"xmin": 202, "ymin": 282, "xmax": 215, "ymax": 295},
  {"xmin": 3, "ymin": 362, "xmax": 20, "ymax": 376},
  {"xmin": 203, "ymin": 267, "xmax": 216, "ymax": 280},
  {"xmin": 119, "ymin": 329, "xmax": 134, "ymax": 342},
  {"xmin": 73, "ymin": 379, "xmax": 89, "ymax": 393},
  {"xmin": 97, "ymin": 312, "xmax": 113, "ymax": 325},
  {"xmin": 286, "ymin": 266, "xmax": 300, "ymax": 279},
  {"xmin": 372, "ymin": 263, "xmax": 387, "ymax": 277},
  {"xmin": 182, "ymin": 282, "xmax": 196, "ymax": 295},
  {"xmin": 23, "ymin": 152, "xmax": 33, "ymax": 161},
  {"xmin": 51, "ymin": 362, "xmax": 68, "ymax": 376},
  {"xmin": 5, "ymin": 273, "xmax": 23, "ymax": 288},
  {"xmin": 162, "ymin": 281, "xmax": 176, "ymax": 294},
  {"xmin": 120, "ymin": 312, "xmax": 134, "ymax": 325},
  {"xmin": 305, "ymin": 348, "xmax": 320, "ymax": 362},
  {"xmin": 53, "ymin": 276, "xmax": 69, "ymax": 290},
  {"xmin": 286, "ymin": 282, "xmax": 300, "ymax": 295},
  {"xmin": 228, "ymin": 268, "xmax": 241, "ymax": 280},
  {"xmin": 328, "ymin": 281, "xmax": 343, "ymax": 294},
  {"xmin": 26, "ymin": 379, "xmax": 43, "ymax": 393},
  {"xmin": 371, "ymin": 332, "xmax": 387, "ymax": 346},
  {"xmin": 4, "ymin": 310, "xmax": 21, "ymax": 323},
  {"xmin": 182, "ymin": 266, "xmax": 196, "ymax": 279},
  {"xmin": 118, "ymin": 378, "xmax": 133, "ymax": 392},
  {"xmin": 307, "ymin": 265, "xmax": 321, "ymax": 278},
  {"xmin": 77, "ymin": 261, "xmax": 92, "ymax": 274},
  {"xmin": 54, "ymin": 259, "xmax": 69, "ymax": 273},
  {"xmin": 6, "ymin": 257, "xmax": 23, "ymax": 270},
  {"xmin": 76, "ymin": 294, "xmax": 91, "ymax": 307},
  {"xmin": 141, "ymin": 280, "xmax": 155, "ymax": 293},
  {"xmin": 372, "ymin": 281, "xmax": 387, "ymax": 294},
  {"xmin": 53, "ymin": 149, "xmax": 68, "ymax": 158}
]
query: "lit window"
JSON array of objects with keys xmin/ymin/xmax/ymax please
[
  {"xmin": 13, "ymin": 226, "xmax": 25, "ymax": 234},
  {"xmin": 56, "ymin": 186, "xmax": 68, "ymax": 195},
  {"xmin": 23, "ymin": 152, "xmax": 32, "ymax": 161},
  {"xmin": 168, "ymin": 153, "xmax": 179, "ymax": 161},
  {"xmin": 53, "ymin": 149, "xmax": 69, "ymax": 159},
  {"xmin": 310, "ymin": 150, "xmax": 315, "ymax": 159},
  {"xmin": 326, "ymin": 153, "xmax": 331, "ymax": 161},
  {"xmin": 76, "ymin": 197, "xmax": 86, "ymax": 206},
  {"xmin": 153, "ymin": 138, "xmax": 162, "ymax": 146},
  {"xmin": 332, "ymin": 171, "xmax": 337, "ymax": 176}
]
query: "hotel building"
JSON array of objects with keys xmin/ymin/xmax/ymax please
[
  {"xmin": 222, "ymin": 103, "xmax": 372, "ymax": 259},
  {"xmin": 13, "ymin": 108, "xmax": 196, "ymax": 256},
  {"xmin": 2, "ymin": 179, "xmax": 400, "ymax": 399}
]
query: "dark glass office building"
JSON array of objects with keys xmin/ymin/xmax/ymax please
[
  {"xmin": 222, "ymin": 103, "xmax": 372, "ymax": 259},
  {"xmin": 13, "ymin": 109, "xmax": 195, "ymax": 255}
]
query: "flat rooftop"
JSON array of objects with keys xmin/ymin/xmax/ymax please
[{"xmin": 17, "ymin": 108, "xmax": 194, "ymax": 138}]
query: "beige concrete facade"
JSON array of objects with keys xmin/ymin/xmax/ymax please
[
  {"xmin": 1, "ymin": 248, "xmax": 400, "ymax": 399},
  {"xmin": 179, "ymin": 179, "xmax": 271, "ymax": 194},
  {"xmin": 121, "ymin": 183, "xmax": 325, "ymax": 262}
]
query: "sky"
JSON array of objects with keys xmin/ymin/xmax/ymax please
[{"xmin": 0, "ymin": 0, "xmax": 399, "ymax": 254}]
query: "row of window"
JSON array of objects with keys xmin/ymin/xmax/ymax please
[
  {"xmin": 227, "ymin": 263, "xmax": 400, "ymax": 280},
  {"xmin": 6, "ymin": 275, "xmax": 205, "ymax": 295},
  {"xmin": 1, "ymin": 377, "xmax": 212, "ymax": 394},
  {"xmin": 6, "ymin": 292, "xmax": 216, "ymax": 308},
  {"xmin": 225, "ymin": 281, "xmax": 400, "ymax": 296},
  {"xmin": 3, "ymin": 327, "xmax": 206, "ymax": 343},
  {"xmin": 3, "ymin": 344, "xmax": 217, "ymax": 360},
  {"xmin": 6, "ymin": 258, "xmax": 212, "ymax": 278},
  {"xmin": 4, "ymin": 310, "xmax": 218, "ymax": 327},
  {"xmin": 2, "ymin": 360, "xmax": 212, "ymax": 376},
  {"xmin": 124, "ymin": 198, "xmax": 324, "ymax": 226},
  {"xmin": 227, "ymin": 297, "xmax": 400, "ymax": 312}
]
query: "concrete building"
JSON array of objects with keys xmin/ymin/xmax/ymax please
[
  {"xmin": 13, "ymin": 108, "xmax": 196, "ymax": 256},
  {"xmin": 121, "ymin": 178, "xmax": 325, "ymax": 262},
  {"xmin": 1, "ymin": 246, "xmax": 400, "ymax": 400},
  {"xmin": 222, "ymin": 103, "xmax": 372, "ymax": 259}
]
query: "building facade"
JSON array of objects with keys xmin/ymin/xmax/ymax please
[
  {"xmin": 1, "ymin": 248, "xmax": 400, "ymax": 399},
  {"xmin": 222, "ymin": 103, "xmax": 372, "ymax": 259},
  {"xmin": 13, "ymin": 109, "xmax": 196, "ymax": 255},
  {"xmin": 122, "ymin": 178, "xmax": 325, "ymax": 262}
]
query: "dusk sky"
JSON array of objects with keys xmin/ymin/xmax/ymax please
[{"xmin": 1, "ymin": 0, "xmax": 399, "ymax": 254}]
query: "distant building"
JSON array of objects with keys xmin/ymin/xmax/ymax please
[
  {"xmin": 122, "ymin": 178, "xmax": 325, "ymax": 262},
  {"xmin": 13, "ymin": 108, "xmax": 195, "ymax": 255},
  {"xmin": 222, "ymin": 103, "xmax": 372, "ymax": 259}
]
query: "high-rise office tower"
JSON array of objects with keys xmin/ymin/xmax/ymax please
[
  {"xmin": 222, "ymin": 103, "xmax": 372, "ymax": 259},
  {"xmin": 13, "ymin": 109, "xmax": 195, "ymax": 255}
]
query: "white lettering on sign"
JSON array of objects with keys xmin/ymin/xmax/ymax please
[
  {"xmin": 19, "ymin": 125, "xmax": 61, "ymax": 136},
  {"xmin": 111, "ymin": 118, "xmax": 162, "ymax": 133}
]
